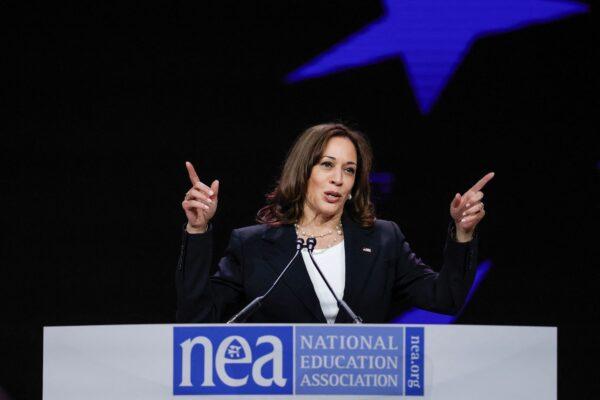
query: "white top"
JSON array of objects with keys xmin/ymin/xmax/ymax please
[{"xmin": 300, "ymin": 241, "xmax": 346, "ymax": 324}]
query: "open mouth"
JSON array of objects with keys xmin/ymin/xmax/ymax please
[{"xmin": 324, "ymin": 191, "xmax": 342, "ymax": 202}]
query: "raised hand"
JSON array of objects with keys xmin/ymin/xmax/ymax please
[
  {"xmin": 182, "ymin": 161, "xmax": 219, "ymax": 234},
  {"xmin": 450, "ymin": 172, "xmax": 494, "ymax": 242}
]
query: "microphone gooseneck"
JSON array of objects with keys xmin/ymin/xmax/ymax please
[
  {"xmin": 306, "ymin": 237, "xmax": 317, "ymax": 252},
  {"xmin": 305, "ymin": 237, "xmax": 363, "ymax": 324},
  {"xmin": 227, "ymin": 238, "xmax": 305, "ymax": 323}
]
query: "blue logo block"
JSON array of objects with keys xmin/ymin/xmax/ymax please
[
  {"xmin": 173, "ymin": 326, "xmax": 293, "ymax": 395},
  {"xmin": 295, "ymin": 326, "xmax": 404, "ymax": 395},
  {"xmin": 405, "ymin": 327, "xmax": 424, "ymax": 396}
]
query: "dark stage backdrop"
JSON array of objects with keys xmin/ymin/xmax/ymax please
[{"xmin": 5, "ymin": 1, "xmax": 597, "ymax": 398}]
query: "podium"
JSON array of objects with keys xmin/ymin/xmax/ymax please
[{"xmin": 43, "ymin": 324, "xmax": 556, "ymax": 399}]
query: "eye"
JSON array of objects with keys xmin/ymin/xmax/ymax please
[
  {"xmin": 321, "ymin": 161, "xmax": 334, "ymax": 168},
  {"xmin": 345, "ymin": 167, "xmax": 356, "ymax": 175}
]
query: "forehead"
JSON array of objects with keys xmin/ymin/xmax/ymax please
[{"xmin": 322, "ymin": 136, "xmax": 358, "ymax": 161}]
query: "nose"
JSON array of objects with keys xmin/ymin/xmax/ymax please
[{"xmin": 330, "ymin": 167, "xmax": 343, "ymax": 186}]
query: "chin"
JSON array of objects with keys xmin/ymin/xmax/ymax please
[{"xmin": 317, "ymin": 204, "xmax": 342, "ymax": 217}]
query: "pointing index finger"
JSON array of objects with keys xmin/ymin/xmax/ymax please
[
  {"xmin": 185, "ymin": 161, "xmax": 200, "ymax": 186},
  {"xmin": 469, "ymin": 172, "xmax": 495, "ymax": 192}
]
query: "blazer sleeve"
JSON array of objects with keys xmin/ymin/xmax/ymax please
[
  {"xmin": 389, "ymin": 221, "xmax": 478, "ymax": 315},
  {"xmin": 175, "ymin": 226, "xmax": 246, "ymax": 323}
]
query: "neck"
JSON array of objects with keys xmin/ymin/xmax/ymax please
[{"xmin": 299, "ymin": 205, "xmax": 342, "ymax": 230}]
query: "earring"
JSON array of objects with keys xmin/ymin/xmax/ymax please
[{"xmin": 347, "ymin": 194, "xmax": 352, "ymax": 201}]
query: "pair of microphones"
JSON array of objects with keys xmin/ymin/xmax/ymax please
[{"xmin": 227, "ymin": 237, "xmax": 363, "ymax": 324}]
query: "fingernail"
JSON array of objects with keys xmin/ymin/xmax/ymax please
[
  {"xmin": 460, "ymin": 218, "xmax": 465, "ymax": 223},
  {"xmin": 209, "ymin": 190, "xmax": 214, "ymax": 196},
  {"xmin": 462, "ymin": 212, "xmax": 466, "ymax": 216},
  {"xmin": 204, "ymin": 204, "xmax": 210, "ymax": 210},
  {"xmin": 465, "ymin": 203, "xmax": 470, "ymax": 208},
  {"xmin": 207, "ymin": 198, "xmax": 212, "ymax": 203}
]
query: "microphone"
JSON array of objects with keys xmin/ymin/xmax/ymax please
[
  {"xmin": 305, "ymin": 237, "xmax": 363, "ymax": 324},
  {"xmin": 227, "ymin": 238, "xmax": 305, "ymax": 323}
]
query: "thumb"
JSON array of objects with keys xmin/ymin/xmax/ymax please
[
  {"xmin": 210, "ymin": 179, "xmax": 220, "ymax": 198},
  {"xmin": 451, "ymin": 193, "xmax": 461, "ymax": 209}
]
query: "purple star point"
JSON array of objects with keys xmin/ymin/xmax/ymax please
[{"xmin": 286, "ymin": 0, "xmax": 588, "ymax": 114}]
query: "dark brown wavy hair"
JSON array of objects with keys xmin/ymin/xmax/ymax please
[{"xmin": 257, "ymin": 123, "xmax": 376, "ymax": 228}]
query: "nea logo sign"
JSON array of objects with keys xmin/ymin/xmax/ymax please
[{"xmin": 173, "ymin": 326, "xmax": 293, "ymax": 395}]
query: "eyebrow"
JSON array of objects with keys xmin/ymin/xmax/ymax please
[{"xmin": 323, "ymin": 155, "xmax": 357, "ymax": 165}]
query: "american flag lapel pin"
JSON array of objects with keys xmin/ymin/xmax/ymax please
[{"xmin": 362, "ymin": 247, "xmax": 372, "ymax": 253}]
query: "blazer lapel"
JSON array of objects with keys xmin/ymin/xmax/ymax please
[
  {"xmin": 261, "ymin": 225, "xmax": 326, "ymax": 322},
  {"xmin": 337, "ymin": 215, "xmax": 378, "ymax": 322}
]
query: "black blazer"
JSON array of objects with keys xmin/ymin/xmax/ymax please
[{"xmin": 176, "ymin": 215, "xmax": 478, "ymax": 323}]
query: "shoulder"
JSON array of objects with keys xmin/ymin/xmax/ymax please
[
  {"xmin": 231, "ymin": 223, "xmax": 291, "ymax": 243},
  {"xmin": 367, "ymin": 219, "xmax": 408, "ymax": 252},
  {"xmin": 371, "ymin": 218, "xmax": 403, "ymax": 237},
  {"xmin": 228, "ymin": 223, "xmax": 293, "ymax": 253},
  {"xmin": 342, "ymin": 214, "xmax": 404, "ymax": 241},
  {"xmin": 344, "ymin": 216, "xmax": 405, "ymax": 248},
  {"xmin": 372, "ymin": 218, "xmax": 394, "ymax": 230},
  {"xmin": 231, "ymin": 223, "xmax": 269, "ymax": 240}
]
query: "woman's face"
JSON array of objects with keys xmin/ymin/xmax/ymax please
[{"xmin": 304, "ymin": 136, "xmax": 358, "ymax": 221}]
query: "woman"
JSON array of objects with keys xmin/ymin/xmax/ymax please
[{"xmin": 177, "ymin": 123, "xmax": 493, "ymax": 323}]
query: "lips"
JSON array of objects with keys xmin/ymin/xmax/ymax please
[{"xmin": 324, "ymin": 191, "xmax": 342, "ymax": 203}]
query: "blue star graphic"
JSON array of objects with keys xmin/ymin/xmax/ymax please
[
  {"xmin": 394, "ymin": 260, "xmax": 492, "ymax": 324},
  {"xmin": 286, "ymin": 0, "xmax": 588, "ymax": 114}
]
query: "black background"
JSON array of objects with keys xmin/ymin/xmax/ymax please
[{"xmin": 4, "ymin": 1, "xmax": 597, "ymax": 398}]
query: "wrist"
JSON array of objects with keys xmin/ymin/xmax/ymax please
[
  {"xmin": 454, "ymin": 224, "xmax": 473, "ymax": 243},
  {"xmin": 186, "ymin": 222, "xmax": 208, "ymax": 234}
]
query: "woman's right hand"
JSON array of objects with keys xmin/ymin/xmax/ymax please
[{"xmin": 182, "ymin": 161, "xmax": 219, "ymax": 234}]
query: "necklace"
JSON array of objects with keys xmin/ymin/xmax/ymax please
[{"xmin": 294, "ymin": 221, "xmax": 344, "ymax": 249}]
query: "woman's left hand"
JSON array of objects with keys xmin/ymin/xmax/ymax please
[{"xmin": 450, "ymin": 172, "xmax": 495, "ymax": 242}]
